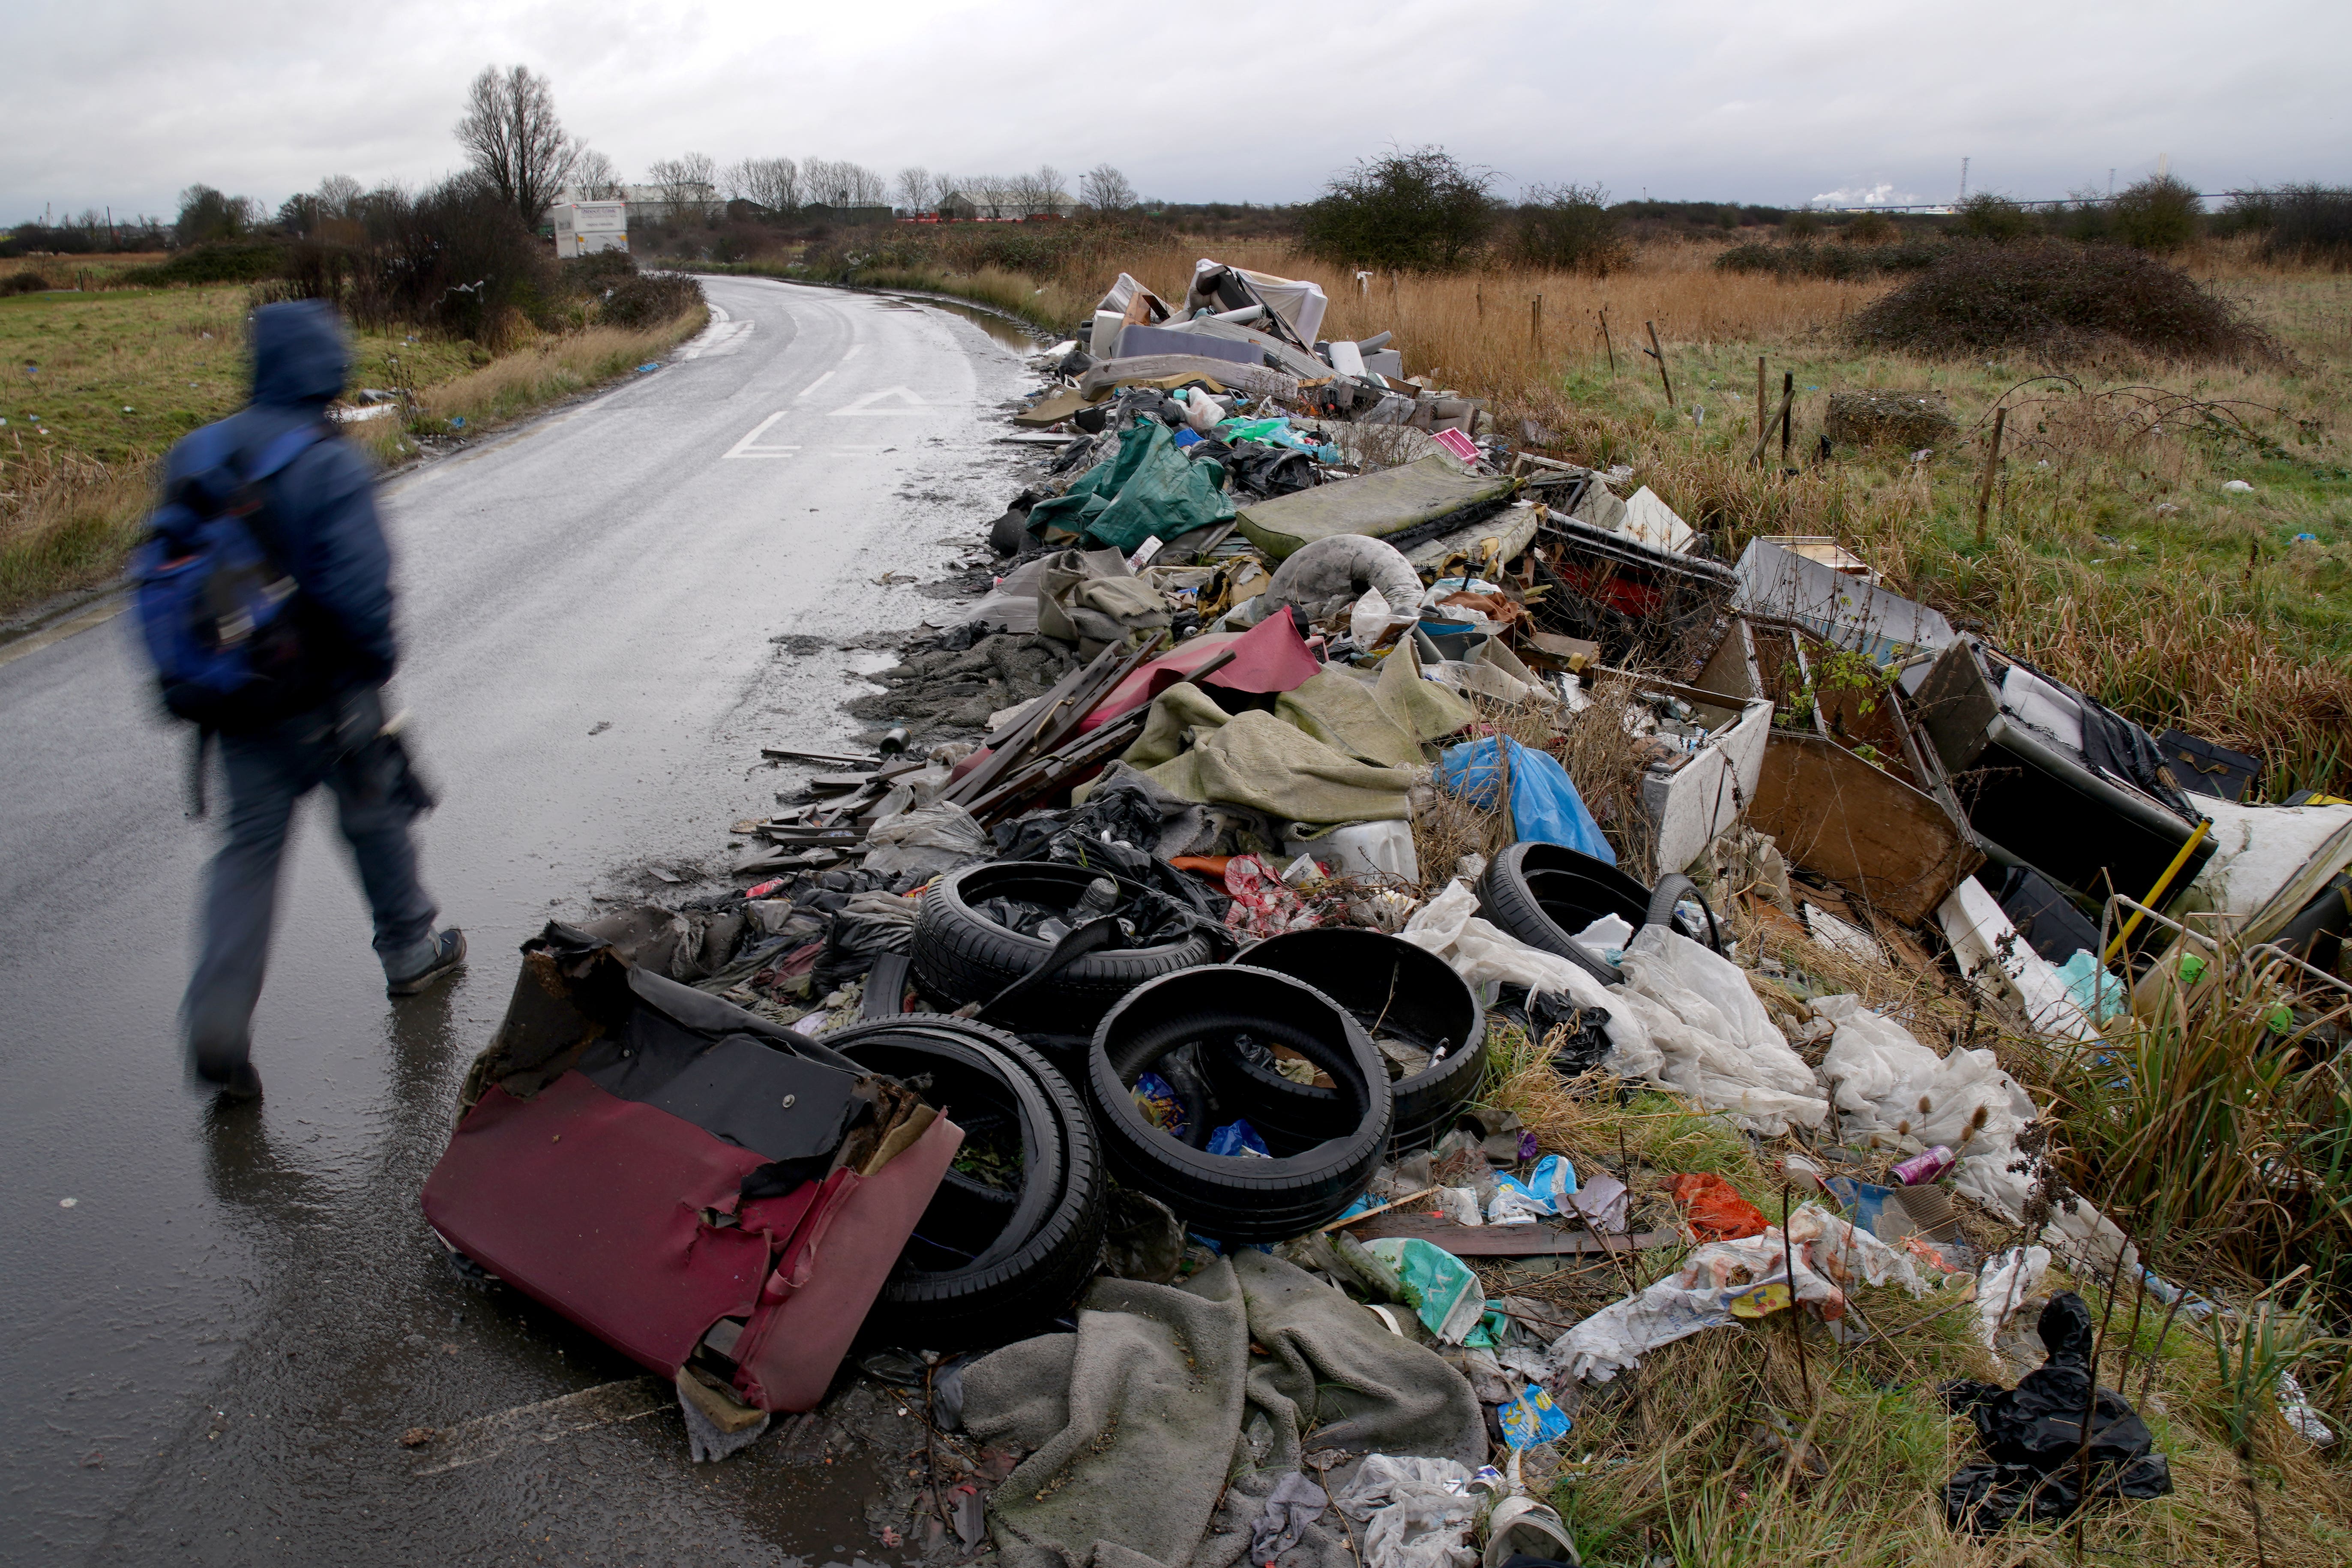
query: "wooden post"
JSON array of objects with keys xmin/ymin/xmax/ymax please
[
  {"xmin": 1756, "ymin": 356, "xmax": 1767, "ymax": 439},
  {"xmin": 1530, "ymin": 294, "xmax": 1543, "ymax": 350},
  {"xmin": 1780, "ymin": 371, "xmax": 1794, "ymax": 465},
  {"xmin": 1598, "ymin": 309, "xmax": 1617, "ymax": 373},
  {"xmin": 1750, "ymin": 382, "xmax": 1795, "ymax": 466},
  {"xmin": 1975, "ymin": 405, "xmax": 2007, "ymax": 545},
  {"xmin": 1645, "ymin": 320, "xmax": 1675, "ymax": 406}
]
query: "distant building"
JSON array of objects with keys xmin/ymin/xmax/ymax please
[{"xmin": 622, "ymin": 182, "xmax": 721, "ymax": 228}]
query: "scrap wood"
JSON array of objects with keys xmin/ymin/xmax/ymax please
[
  {"xmin": 1341, "ymin": 1214, "xmax": 1673, "ymax": 1258},
  {"xmin": 943, "ymin": 639, "xmax": 1140, "ymax": 808},
  {"xmin": 1316, "ymin": 1186, "xmax": 1438, "ymax": 1233},
  {"xmin": 964, "ymin": 648, "xmax": 1239, "ymax": 825},
  {"xmin": 761, "ymin": 746, "xmax": 874, "ymax": 767}
]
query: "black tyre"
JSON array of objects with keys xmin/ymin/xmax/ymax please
[
  {"xmin": 1220, "ymin": 928, "xmax": 1488, "ymax": 1154},
  {"xmin": 1088, "ymin": 966, "xmax": 1391, "ymax": 1243},
  {"xmin": 823, "ymin": 1016, "xmax": 1106, "ymax": 1347},
  {"xmin": 1474, "ymin": 843, "xmax": 1717, "ymax": 985},
  {"xmin": 911, "ymin": 862, "xmax": 1218, "ymax": 1031}
]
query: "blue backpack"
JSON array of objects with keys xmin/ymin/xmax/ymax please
[{"xmin": 129, "ymin": 420, "xmax": 331, "ymax": 727}]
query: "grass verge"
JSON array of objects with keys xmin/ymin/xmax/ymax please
[{"xmin": 0, "ymin": 285, "xmax": 706, "ymax": 623}]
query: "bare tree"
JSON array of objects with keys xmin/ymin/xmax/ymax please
[
  {"xmin": 316, "ymin": 174, "xmax": 364, "ymax": 219},
  {"xmin": 723, "ymin": 157, "xmax": 799, "ymax": 212},
  {"xmin": 1078, "ymin": 164, "xmax": 1136, "ymax": 213},
  {"xmin": 570, "ymin": 148, "xmax": 625, "ymax": 201},
  {"xmin": 647, "ymin": 151, "xmax": 718, "ymax": 209},
  {"xmin": 454, "ymin": 64, "xmax": 579, "ymax": 225},
  {"xmin": 894, "ymin": 166, "xmax": 932, "ymax": 214},
  {"xmin": 1032, "ymin": 165, "xmax": 1068, "ymax": 217},
  {"xmin": 803, "ymin": 159, "xmax": 887, "ymax": 209}
]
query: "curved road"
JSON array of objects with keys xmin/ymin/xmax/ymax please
[{"xmin": 0, "ymin": 277, "xmax": 1031, "ymax": 1564}]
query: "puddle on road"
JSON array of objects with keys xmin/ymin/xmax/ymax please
[{"xmin": 883, "ymin": 294, "xmax": 1039, "ymax": 353}]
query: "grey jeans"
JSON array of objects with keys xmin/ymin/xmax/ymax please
[{"xmin": 183, "ymin": 687, "xmax": 439, "ymax": 1070}]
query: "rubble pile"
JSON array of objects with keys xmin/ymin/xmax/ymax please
[{"xmin": 415, "ymin": 259, "xmax": 2352, "ymax": 1560}]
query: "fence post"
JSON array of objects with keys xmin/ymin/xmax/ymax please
[
  {"xmin": 1780, "ymin": 372, "xmax": 1794, "ymax": 465},
  {"xmin": 1975, "ymin": 406, "xmax": 2008, "ymax": 545},
  {"xmin": 1530, "ymin": 294, "xmax": 1543, "ymax": 350},
  {"xmin": 1645, "ymin": 320, "xmax": 1675, "ymax": 407}
]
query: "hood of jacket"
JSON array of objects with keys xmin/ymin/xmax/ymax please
[{"xmin": 249, "ymin": 300, "xmax": 351, "ymax": 408}]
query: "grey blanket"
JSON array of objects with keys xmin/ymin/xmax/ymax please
[{"xmin": 963, "ymin": 1250, "xmax": 1485, "ymax": 1568}]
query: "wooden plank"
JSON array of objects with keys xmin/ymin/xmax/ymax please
[{"xmin": 1340, "ymin": 1214, "xmax": 1673, "ymax": 1258}]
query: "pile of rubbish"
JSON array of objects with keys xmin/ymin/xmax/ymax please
[{"xmin": 416, "ymin": 257, "xmax": 2352, "ymax": 1557}]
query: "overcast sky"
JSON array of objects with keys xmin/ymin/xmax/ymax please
[{"xmin": 9, "ymin": 0, "xmax": 2347, "ymax": 224}]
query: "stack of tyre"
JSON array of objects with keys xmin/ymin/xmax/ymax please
[{"xmin": 857, "ymin": 860, "xmax": 1498, "ymax": 1345}]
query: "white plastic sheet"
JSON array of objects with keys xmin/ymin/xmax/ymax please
[
  {"xmin": 1812, "ymin": 994, "xmax": 2038, "ymax": 1205},
  {"xmin": 1546, "ymin": 1202, "xmax": 1927, "ymax": 1384},
  {"xmin": 1332, "ymin": 1455, "xmax": 1478, "ymax": 1568},
  {"xmin": 1976, "ymin": 1245, "xmax": 2052, "ymax": 1364},
  {"xmin": 1614, "ymin": 926, "xmax": 1829, "ymax": 1135}
]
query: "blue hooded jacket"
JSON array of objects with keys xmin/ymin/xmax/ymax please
[{"xmin": 157, "ymin": 300, "xmax": 398, "ymax": 687}]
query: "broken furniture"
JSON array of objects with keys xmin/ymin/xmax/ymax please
[{"xmin": 422, "ymin": 924, "xmax": 960, "ymax": 1413}]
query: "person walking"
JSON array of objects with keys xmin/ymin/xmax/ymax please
[{"xmin": 134, "ymin": 300, "xmax": 463, "ymax": 1101}]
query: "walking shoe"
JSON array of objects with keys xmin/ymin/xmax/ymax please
[
  {"xmin": 193, "ymin": 1050, "xmax": 264, "ymax": 1102},
  {"xmin": 387, "ymin": 928, "xmax": 467, "ymax": 997}
]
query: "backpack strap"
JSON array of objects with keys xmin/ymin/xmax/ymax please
[{"xmin": 231, "ymin": 419, "xmax": 333, "ymax": 572}]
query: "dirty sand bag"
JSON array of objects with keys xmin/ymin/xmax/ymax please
[{"xmin": 1036, "ymin": 548, "xmax": 1170, "ymax": 656}]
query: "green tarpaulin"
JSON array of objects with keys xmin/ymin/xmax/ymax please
[{"xmin": 1027, "ymin": 419, "xmax": 1236, "ymax": 555}]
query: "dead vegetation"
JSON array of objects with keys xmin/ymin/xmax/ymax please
[{"xmin": 1848, "ymin": 242, "xmax": 2284, "ymax": 366}]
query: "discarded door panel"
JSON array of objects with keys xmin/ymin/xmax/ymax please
[
  {"xmin": 422, "ymin": 924, "xmax": 958, "ymax": 1413},
  {"xmin": 1909, "ymin": 639, "xmax": 2214, "ymax": 904},
  {"xmin": 1733, "ymin": 538, "xmax": 1953, "ymax": 663},
  {"xmin": 1748, "ymin": 730, "xmax": 1982, "ymax": 925}
]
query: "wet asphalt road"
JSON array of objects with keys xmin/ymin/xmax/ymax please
[{"xmin": 0, "ymin": 278, "xmax": 1033, "ymax": 1564}]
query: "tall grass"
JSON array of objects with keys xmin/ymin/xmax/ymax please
[
  {"xmin": 401, "ymin": 310, "xmax": 708, "ymax": 433},
  {"xmin": 0, "ymin": 306, "xmax": 707, "ymax": 623},
  {"xmin": 2046, "ymin": 965, "xmax": 2352, "ymax": 1304}
]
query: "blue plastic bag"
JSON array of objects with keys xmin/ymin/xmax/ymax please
[
  {"xmin": 1437, "ymin": 736, "xmax": 1614, "ymax": 865},
  {"xmin": 1207, "ymin": 1119, "xmax": 1272, "ymax": 1158},
  {"xmin": 1486, "ymin": 1154, "xmax": 1578, "ymax": 1222}
]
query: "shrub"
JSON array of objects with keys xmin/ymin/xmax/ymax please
[
  {"xmin": 122, "ymin": 242, "xmax": 288, "ymax": 286},
  {"xmin": 1299, "ymin": 147, "xmax": 1496, "ymax": 273},
  {"xmin": 0, "ymin": 272, "xmax": 52, "ymax": 296},
  {"xmin": 1507, "ymin": 183, "xmax": 1629, "ymax": 274},
  {"xmin": 1954, "ymin": 192, "xmax": 2035, "ymax": 242},
  {"xmin": 1842, "ymin": 211, "xmax": 1897, "ymax": 243},
  {"xmin": 2239, "ymin": 184, "xmax": 2352, "ymax": 268},
  {"xmin": 1847, "ymin": 240, "xmax": 2275, "ymax": 363},
  {"xmin": 1714, "ymin": 239, "xmax": 1946, "ymax": 281},
  {"xmin": 600, "ymin": 270, "xmax": 703, "ymax": 327},
  {"xmin": 1783, "ymin": 209, "xmax": 1823, "ymax": 239},
  {"xmin": 2112, "ymin": 172, "xmax": 2202, "ymax": 251}
]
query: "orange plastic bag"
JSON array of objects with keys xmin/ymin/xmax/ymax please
[{"xmin": 1667, "ymin": 1172, "xmax": 1769, "ymax": 1241}]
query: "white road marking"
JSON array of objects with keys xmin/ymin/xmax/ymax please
[
  {"xmin": 722, "ymin": 411, "xmax": 802, "ymax": 459},
  {"xmin": 794, "ymin": 369, "xmax": 836, "ymax": 399},
  {"xmin": 409, "ymin": 1377, "xmax": 672, "ymax": 1475},
  {"xmin": 0, "ymin": 594, "xmax": 127, "ymax": 670},
  {"xmin": 674, "ymin": 304, "xmax": 754, "ymax": 361},
  {"xmin": 842, "ymin": 344, "xmax": 860, "ymax": 361},
  {"xmin": 828, "ymin": 387, "xmax": 937, "ymax": 417}
]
